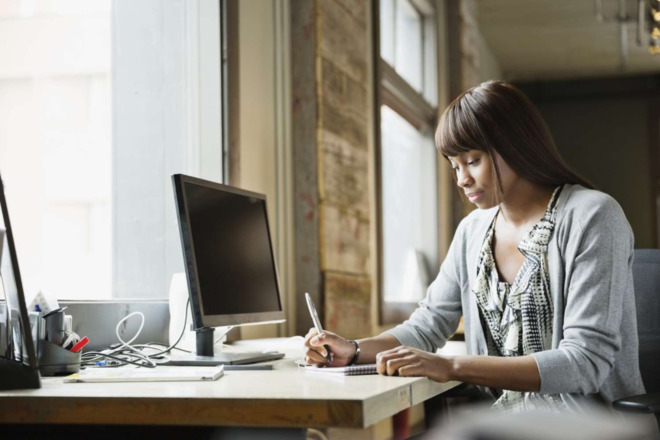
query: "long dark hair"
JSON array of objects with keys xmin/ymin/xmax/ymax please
[{"xmin": 436, "ymin": 81, "xmax": 593, "ymax": 195}]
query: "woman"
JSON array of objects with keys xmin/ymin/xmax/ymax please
[{"xmin": 304, "ymin": 80, "xmax": 646, "ymax": 412}]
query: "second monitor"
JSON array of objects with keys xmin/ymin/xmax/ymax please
[{"xmin": 170, "ymin": 174, "xmax": 285, "ymax": 365}]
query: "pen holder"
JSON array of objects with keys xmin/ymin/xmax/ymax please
[{"xmin": 37, "ymin": 340, "xmax": 81, "ymax": 376}]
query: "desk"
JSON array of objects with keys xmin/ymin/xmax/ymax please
[{"xmin": 0, "ymin": 356, "xmax": 460, "ymax": 431}]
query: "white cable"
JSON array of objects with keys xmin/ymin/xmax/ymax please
[
  {"xmin": 112, "ymin": 311, "xmax": 156, "ymax": 367},
  {"xmin": 115, "ymin": 311, "xmax": 145, "ymax": 348},
  {"xmin": 81, "ymin": 311, "xmax": 163, "ymax": 368},
  {"xmin": 214, "ymin": 326, "xmax": 235, "ymax": 344}
]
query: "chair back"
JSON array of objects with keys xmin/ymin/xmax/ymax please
[{"xmin": 632, "ymin": 249, "xmax": 660, "ymax": 394}]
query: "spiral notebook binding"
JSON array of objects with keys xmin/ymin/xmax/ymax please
[
  {"xmin": 305, "ymin": 363, "xmax": 378, "ymax": 376},
  {"xmin": 343, "ymin": 364, "xmax": 377, "ymax": 376}
]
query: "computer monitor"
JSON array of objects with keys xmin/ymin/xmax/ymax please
[
  {"xmin": 170, "ymin": 174, "xmax": 285, "ymax": 365},
  {"xmin": 0, "ymin": 174, "xmax": 41, "ymax": 389}
]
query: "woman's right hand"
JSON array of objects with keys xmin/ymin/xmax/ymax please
[{"xmin": 303, "ymin": 328, "xmax": 357, "ymax": 367}]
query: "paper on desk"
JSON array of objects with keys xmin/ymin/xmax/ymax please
[{"xmin": 63, "ymin": 365, "xmax": 224, "ymax": 383}]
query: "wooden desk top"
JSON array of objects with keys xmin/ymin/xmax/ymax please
[{"xmin": 0, "ymin": 355, "xmax": 459, "ymax": 429}]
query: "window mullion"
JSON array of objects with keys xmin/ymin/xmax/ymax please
[{"xmin": 380, "ymin": 58, "xmax": 436, "ymax": 131}]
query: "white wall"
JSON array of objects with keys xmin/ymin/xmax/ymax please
[{"xmin": 236, "ymin": 0, "xmax": 294, "ymax": 338}]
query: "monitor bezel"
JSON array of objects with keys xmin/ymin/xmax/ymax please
[
  {"xmin": 0, "ymin": 175, "xmax": 40, "ymax": 371},
  {"xmin": 172, "ymin": 174, "xmax": 285, "ymax": 329}
]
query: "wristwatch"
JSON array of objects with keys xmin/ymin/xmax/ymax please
[{"xmin": 347, "ymin": 339, "xmax": 360, "ymax": 366}]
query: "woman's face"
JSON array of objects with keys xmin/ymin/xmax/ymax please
[{"xmin": 448, "ymin": 150, "xmax": 515, "ymax": 209}]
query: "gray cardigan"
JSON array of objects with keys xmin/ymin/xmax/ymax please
[{"xmin": 386, "ymin": 184, "xmax": 646, "ymax": 409}]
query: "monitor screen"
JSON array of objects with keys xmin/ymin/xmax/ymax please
[{"xmin": 172, "ymin": 174, "xmax": 284, "ymax": 329}]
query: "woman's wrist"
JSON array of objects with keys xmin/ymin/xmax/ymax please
[
  {"xmin": 439, "ymin": 355, "xmax": 541, "ymax": 392},
  {"xmin": 446, "ymin": 355, "xmax": 460, "ymax": 382},
  {"xmin": 352, "ymin": 334, "xmax": 400, "ymax": 364}
]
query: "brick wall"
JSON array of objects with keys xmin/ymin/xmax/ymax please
[
  {"xmin": 317, "ymin": 0, "xmax": 372, "ymax": 339},
  {"xmin": 292, "ymin": 0, "xmax": 373, "ymax": 338}
]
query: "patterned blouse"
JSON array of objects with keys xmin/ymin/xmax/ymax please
[{"xmin": 472, "ymin": 186, "xmax": 564, "ymax": 412}]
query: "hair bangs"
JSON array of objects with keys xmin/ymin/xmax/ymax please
[{"xmin": 435, "ymin": 98, "xmax": 489, "ymax": 159}]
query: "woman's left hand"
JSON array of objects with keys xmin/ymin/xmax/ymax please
[{"xmin": 376, "ymin": 346, "xmax": 452, "ymax": 383}]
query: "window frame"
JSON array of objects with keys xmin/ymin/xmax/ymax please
[{"xmin": 374, "ymin": 0, "xmax": 440, "ymax": 324}]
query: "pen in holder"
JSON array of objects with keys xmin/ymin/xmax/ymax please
[{"xmin": 43, "ymin": 307, "xmax": 66, "ymax": 346}]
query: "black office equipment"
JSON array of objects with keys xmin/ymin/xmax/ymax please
[
  {"xmin": 170, "ymin": 174, "xmax": 285, "ymax": 365},
  {"xmin": 613, "ymin": 249, "xmax": 660, "ymax": 428},
  {"xmin": 0, "ymin": 174, "xmax": 41, "ymax": 390}
]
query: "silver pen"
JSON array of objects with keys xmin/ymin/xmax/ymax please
[{"xmin": 305, "ymin": 292, "xmax": 332, "ymax": 363}]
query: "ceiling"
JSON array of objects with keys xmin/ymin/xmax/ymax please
[{"xmin": 476, "ymin": 0, "xmax": 660, "ymax": 81}]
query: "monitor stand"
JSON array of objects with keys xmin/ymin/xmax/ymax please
[{"xmin": 162, "ymin": 327, "xmax": 284, "ymax": 366}]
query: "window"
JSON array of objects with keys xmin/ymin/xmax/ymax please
[
  {"xmin": 0, "ymin": 0, "xmax": 223, "ymax": 301},
  {"xmin": 377, "ymin": 0, "xmax": 438, "ymax": 323}
]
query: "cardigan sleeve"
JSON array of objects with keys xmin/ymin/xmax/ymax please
[
  {"xmin": 531, "ymin": 195, "xmax": 634, "ymax": 395},
  {"xmin": 384, "ymin": 219, "xmax": 466, "ymax": 352}
]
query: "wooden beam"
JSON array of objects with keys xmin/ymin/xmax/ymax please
[
  {"xmin": 292, "ymin": 0, "xmax": 323, "ymax": 335},
  {"xmin": 224, "ymin": 0, "xmax": 240, "ymax": 186}
]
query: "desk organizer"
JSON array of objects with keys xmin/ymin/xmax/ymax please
[{"xmin": 37, "ymin": 340, "xmax": 81, "ymax": 376}]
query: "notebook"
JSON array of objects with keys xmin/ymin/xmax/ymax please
[
  {"xmin": 305, "ymin": 363, "xmax": 377, "ymax": 376},
  {"xmin": 63, "ymin": 365, "xmax": 224, "ymax": 383}
]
